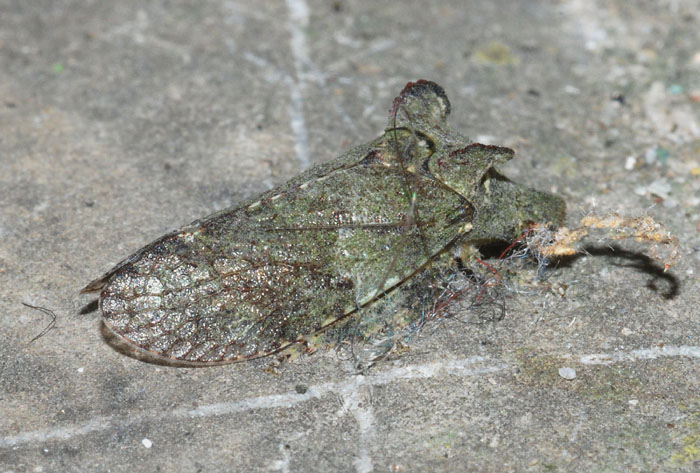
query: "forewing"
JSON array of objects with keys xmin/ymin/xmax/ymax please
[{"xmin": 97, "ymin": 154, "xmax": 469, "ymax": 365}]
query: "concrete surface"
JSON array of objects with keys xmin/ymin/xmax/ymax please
[{"xmin": 1, "ymin": 0, "xmax": 699, "ymax": 471}]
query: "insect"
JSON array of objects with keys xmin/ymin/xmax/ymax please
[{"xmin": 82, "ymin": 80, "xmax": 566, "ymax": 365}]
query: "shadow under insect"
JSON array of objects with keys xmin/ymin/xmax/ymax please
[{"xmin": 558, "ymin": 244, "xmax": 680, "ymax": 300}]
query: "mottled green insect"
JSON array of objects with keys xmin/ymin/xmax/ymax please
[{"xmin": 82, "ymin": 80, "xmax": 565, "ymax": 365}]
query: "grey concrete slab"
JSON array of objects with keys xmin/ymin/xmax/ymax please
[{"xmin": 1, "ymin": 0, "xmax": 699, "ymax": 471}]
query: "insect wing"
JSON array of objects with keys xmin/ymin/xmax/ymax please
[{"xmin": 96, "ymin": 153, "xmax": 469, "ymax": 365}]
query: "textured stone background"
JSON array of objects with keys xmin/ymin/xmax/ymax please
[{"xmin": 1, "ymin": 1, "xmax": 699, "ymax": 471}]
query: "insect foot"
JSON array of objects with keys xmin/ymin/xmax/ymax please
[{"xmin": 82, "ymin": 80, "xmax": 566, "ymax": 365}]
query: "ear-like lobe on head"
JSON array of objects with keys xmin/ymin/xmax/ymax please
[
  {"xmin": 428, "ymin": 143, "xmax": 515, "ymax": 198},
  {"xmin": 388, "ymin": 80, "xmax": 451, "ymax": 130},
  {"xmin": 457, "ymin": 143, "xmax": 515, "ymax": 167}
]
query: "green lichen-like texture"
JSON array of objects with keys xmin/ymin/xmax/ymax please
[{"xmin": 82, "ymin": 80, "xmax": 565, "ymax": 365}]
